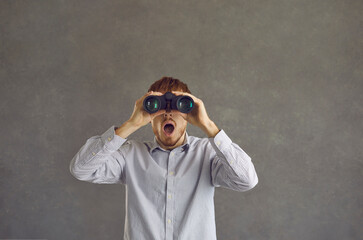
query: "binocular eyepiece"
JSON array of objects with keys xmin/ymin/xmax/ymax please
[{"xmin": 143, "ymin": 91, "xmax": 194, "ymax": 114}]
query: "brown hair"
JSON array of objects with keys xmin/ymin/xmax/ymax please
[{"xmin": 148, "ymin": 76, "xmax": 191, "ymax": 94}]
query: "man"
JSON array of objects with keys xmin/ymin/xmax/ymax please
[{"xmin": 70, "ymin": 76, "xmax": 258, "ymax": 240}]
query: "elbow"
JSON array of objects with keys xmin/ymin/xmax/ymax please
[
  {"xmin": 69, "ymin": 161, "xmax": 98, "ymax": 182},
  {"xmin": 246, "ymin": 157, "xmax": 258, "ymax": 190},
  {"xmin": 69, "ymin": 164, "xmax": 81, "ymax": 180},
  {"xmin": 69, "ymin": 161, "xmax": 87, "ymax": 181},
  {"xmin": 249, "ymin": 175, "xmax": 258, "ymax": 189},
  {"xmin": 69, "ymin": 167, "xmax": 91, "ymax": 182},
  {"xmin": 69, "ymin": 155, "xmax": 80, "ymax": 179},
  {"xmin": 69, "ymin": 154, "xmax": 88, "ymax": 181},
  {"xmin": 237, "ymin": 174, "xmax": 258, "ymax": 192}
]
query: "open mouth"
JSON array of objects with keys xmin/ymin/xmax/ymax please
[{"xmin": 163, "ymin": 122, "xmax": 175, "ymax": 136}]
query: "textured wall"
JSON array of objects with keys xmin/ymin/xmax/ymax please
[{"xmin": 1, "ymin": 0, "xmax": 362, "ymax": 239}]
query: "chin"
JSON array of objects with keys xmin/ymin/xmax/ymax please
[{"xmin": 160, "ymin": 131, "xmax": 179, "ymax": 143}]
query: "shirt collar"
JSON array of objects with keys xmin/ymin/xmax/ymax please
[{"xmin": 149, "ymin": 131, "xmax": 190, "ymax": 153}]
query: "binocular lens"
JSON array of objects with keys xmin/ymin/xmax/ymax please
[
  {"xmin": 144, "ymin": 98, "xmax": 160, "ymax": 113},
  {"xmin": 143, "ymin": 91, "xmax": 194, "ymax": 114},
  {"xmin": 177, "ymin": 97, "xmax": 193, "ymax": 113}
]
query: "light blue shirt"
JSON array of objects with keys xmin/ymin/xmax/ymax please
[{"xmin": 70, "ymin": 125, "xmax": 258, "ymax": 240}]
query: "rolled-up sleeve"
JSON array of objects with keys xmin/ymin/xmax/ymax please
[
  {"xmin": 69, "ymin": 125, "xmax": 128, "ymax": 184},
  {"xmin": 209, "ymin": 129, "xmax": 258, "ymax": 192}
]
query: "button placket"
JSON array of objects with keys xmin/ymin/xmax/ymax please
[{"xmin": 165, "ymin": 151, "xmax": 175, "ymax": 239}]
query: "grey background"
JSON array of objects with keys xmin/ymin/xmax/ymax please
[{"xmin": 0, "ymin": 0, "xmax": 362, "ymax": 239}]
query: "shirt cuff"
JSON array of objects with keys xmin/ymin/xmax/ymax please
[
  {"xmin": 208, "ymin": 129, "xmax": 232, "ymax": 153},
  {"xmin": 101, "ymin": 125, "xmax": 128, "ymax": 151}
]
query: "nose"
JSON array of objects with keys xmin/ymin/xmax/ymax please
[{"xmin": 164, "ymin": 111, "xmax": 172, "ymax": 117}]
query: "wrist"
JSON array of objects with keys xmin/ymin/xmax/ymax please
[{"xmin": 201, "ymin": 120, "xmax": 220, "ymax": 138}]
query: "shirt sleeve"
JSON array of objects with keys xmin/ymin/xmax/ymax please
[
  {"xmin": 209, "ymin": 129, "xmax": 258, "ymax": 192},
  {"xmin": 69, "ymin": 125, "xmax": 128, "ymax": 184}
]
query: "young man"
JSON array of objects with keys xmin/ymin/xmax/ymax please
[{"xmin": 70, "ymin": 77, "xmax": 258, "ymax": 240}]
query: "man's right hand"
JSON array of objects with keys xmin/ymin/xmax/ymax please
[{"xmin": 127, "ymin": 91, "xmax": 166, "ymax": 128}]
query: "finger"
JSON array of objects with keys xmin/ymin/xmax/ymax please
[
  {"xmin": 172, "ymin": 91, "xmax": 196, "ymax": 102},
  {"xmin": 172, "ymin": 91, "xmax": 190, "ymax": 97},
  {"xmin": 145, "ymin": 91, "xmax": 153, "ymax": 96},
  {"xmin": 149, "ymin": 91, "xmax": 163, "ymax": 95},
  {"xmin": 145, "ymin": 91, "xmax": 162, "ymax": 99}
]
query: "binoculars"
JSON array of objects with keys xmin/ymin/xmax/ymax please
[{"xmin": 143, "ymin": 91, "xmax": 194, "ymax": 114}]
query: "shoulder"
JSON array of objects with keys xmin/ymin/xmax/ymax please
[
  {"xmin": 118, "ymin": 139, "xmax": 152, "ymax": 153},
  {"xmin": 187, "ymin": 135, "xmax": 213, "ymax": 151}
]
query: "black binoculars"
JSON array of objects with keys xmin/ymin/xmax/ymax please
[{"xmin": 143, "ymin": 91, "xmax": 194, "ymax": 114}]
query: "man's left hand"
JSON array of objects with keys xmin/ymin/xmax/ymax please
[{"xmin": 171, "ymin": 91, "xmax": 213, "ymax": 129}]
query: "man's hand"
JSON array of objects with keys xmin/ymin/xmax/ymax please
[
  {"xmin": 172, "ymin": 91, "xmax": 220, "ymax": 137},
  {"xmin": 128, "ymin": 91, "xmax": 167, "ymax": 128}
]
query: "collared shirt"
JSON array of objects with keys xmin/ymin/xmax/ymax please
[{"xmin": 70, "ymin": 125, "xmax": 258, "ymax": 240}]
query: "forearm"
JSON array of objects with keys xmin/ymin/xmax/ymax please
[
  {"xmin": 70, "ymin": 125, "xmax": 127, "ymax": 183},
  {"xmin": 209, "ymin": 129, "xmax": 258, "ymax": 191},
  {"xmin": 70, "ymin": 137, "xmax": 115, "ymax": 181},
  {"xmin": 115, "ymin": 120, "xmax": 140, "ymax": 139},
  {"xmin": 201, "ymin": 120, "xmax": 220, "ymax": 138}
]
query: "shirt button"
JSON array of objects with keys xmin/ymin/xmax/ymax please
[
  {"xmin": 171, "ymin": 152, "xmax": 174, "ymax": 156},
  {"xmin": 169, "ymin": 171, "xmax": 174, "ymax": 175},
  {"xmin": 216, "ymin": 141, "xmax": 221, "ymax": 146},
  {"xmin": 108, "ymin": 137, "xmax": 112, "ymax": 141},
  {"xmin": 92, "ymin": 152, "xmax": 96, "ymax": 155},
  {"xmin": 167, "ymin": 219, "xmax": 171, "ymax": 224},
  {"xmin": 168, "ymin": 194, "xmax": 172, "ymax": 199}
]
